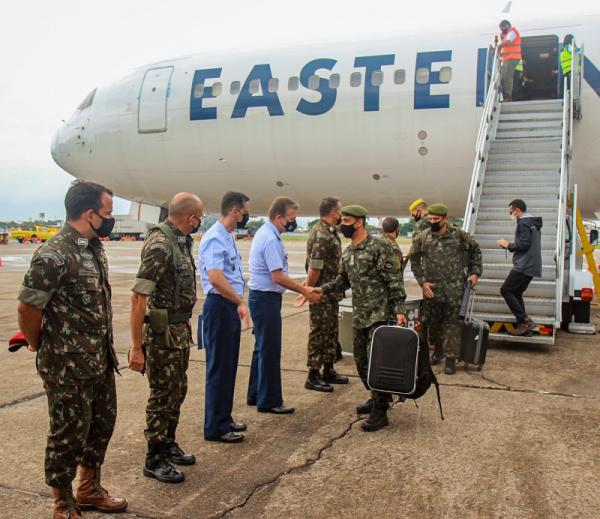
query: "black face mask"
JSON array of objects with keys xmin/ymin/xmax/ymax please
[
  {"xmin": 340, "ymin": 223, "xmax": 357, "ymax": 238},
  {"xmin": 190, "ymin": 217, "xmax": 201, "ymax": 235},
  {"xmin": 335, "ymin": 216, "xmax": 342, "ymax": 226},
  {"xmin": 284, "ymin": 219, "xmax": 297, "ymax": 233},
  {"xmin": 430, "ymin": 221, "xmax": 444, "ymax": 233},
  {"xmin": 91, "ymin": 213, "xmax": 115, "ymax": 238},
  {"xmin": 413, "ymin": 214, "xmax": 421, "ymax": 223},
  {"xmin": 237, "ymin": 212, "xmax": 250, "ymax": 229}
]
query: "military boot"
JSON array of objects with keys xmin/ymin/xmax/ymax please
[
  {"xmin": 444, "ymin": 356, "xmax": 457, "ymax": 375},
  {"xmin": 322, "ymin": 362, "xmax": 349, "ymax": 384},
  {"xmin": 304, "ymin": 369, "xmax": 333, "ymax": 392},
  {"xmin": 355, "ymin": 398, "xmax": 374, "ymax": 415},
  {"xmin": 430, "ymin": 344, "xmax": 444, "ymax": 365},
  {"xmin": 143, "ymin": 445, "xmax": 185, "ymax": 484},
  {"xmin": 75, "ymin": 465, "xmax": 128, "ymax": 513},
  {"xmin": 360, "ymin": 397, "xmax": 389, "ymax": 432},
  {"xmin": 52, "ymin": 486, "xmax": 83, "ymax": 519},
  {"xmin": 165, "ymin": 442, "xmax": 196, "ymax": 466}
]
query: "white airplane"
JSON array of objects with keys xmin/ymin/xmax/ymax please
[{"xmin": 50, "ymin": 14, "xmax": 600, "ymax": 219}]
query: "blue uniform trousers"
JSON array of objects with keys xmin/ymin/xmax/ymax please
[
  {"xmin": 203, "ymin": 294, "xmax": 241, "ymax": 438},
  {"xmin": 247, "ymin": 290, "xmax": 283, "ymax": 409}
]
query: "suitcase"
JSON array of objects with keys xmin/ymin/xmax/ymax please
[
  {"xmin": 367, "ymin": 326, "xmax": 421, "ymax": 394},
  {"xmin": 459, "ymin": 283, "xmax": 489, "ymax": 370}
]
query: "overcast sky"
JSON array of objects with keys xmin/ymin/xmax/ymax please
[{"xmin": 0, "ymin": 0, "xmax": 597, "ymax": 221}]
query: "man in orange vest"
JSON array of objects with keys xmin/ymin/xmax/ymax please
[{"xmin": 497, "ymin": 19, "xmax": 522, "ymax": 102}]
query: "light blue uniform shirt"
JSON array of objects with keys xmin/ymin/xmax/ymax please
[
  {"xmin": 199, "ymin": 221, "xmax": 245, "ymax": 296},
  {"xmin": 248, "ymin": 221, "xmax": 288, "ymax": 293}
]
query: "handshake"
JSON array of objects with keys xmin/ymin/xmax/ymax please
[{"xmin": 294, "ymin": 285, "xmax": 323, "ymax": 307}]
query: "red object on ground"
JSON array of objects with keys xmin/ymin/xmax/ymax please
[{"xmin": 8, "ymin": 331, "xmax": 29, "ymax": 352}]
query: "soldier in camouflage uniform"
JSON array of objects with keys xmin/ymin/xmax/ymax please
[
  {"xmin": 17, "ymin": 181, "xmax": 127, "ymax": 519},
  {"xmin": 410, "ymin": 203, "xmax": 482, "ymax": 375},
  {"xmin": 320, "ymin": 205, "xmax": 406, "ymax": 432},
  {"xmin": 409, "ymin": 198, "xmax": 431, "ymax": 233},
  {"xmin": 304, "ymin": 196, "xmax": 349, "ymax": 392},
  {"xmin": 129, "ymin": 193, "xmax": 203, "ymax": 484},
  {"xmin": 381, "ymin": 217, "xmax": 404, "ymax": 267}
]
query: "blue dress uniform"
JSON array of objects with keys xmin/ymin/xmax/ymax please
[
  {"xmin": 247, "ymin": 221, "xmax": 288, "ymax": 409},
  {"xmin": 199, "ymin": 221, "xmax": 245, "ymax": 439}
]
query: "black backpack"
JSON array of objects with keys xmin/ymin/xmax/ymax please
[{"xmin": 407, "ymin": 333, "xmax": 444, "ymax": 420}]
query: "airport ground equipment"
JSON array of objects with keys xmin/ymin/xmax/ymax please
[{"xmin": 463, "ymin": 40, "xmax": 594, "ymax": 344}]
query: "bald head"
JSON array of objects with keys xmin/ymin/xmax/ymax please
[{"xmin": 167, "ymin": 192, "xmax": 204, "ymax": 235}]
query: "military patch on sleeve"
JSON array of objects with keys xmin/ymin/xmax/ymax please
[
  {"xmin": 40, "ymin": 251, "xmax": 65, "ymax": 267},
  {"xmin": 149, "ymin": 242, "xmax": 169, "ymax": 252},
  {"xmin": 383, "ymin": 260, "xmax": 394, "ymax": 271}
]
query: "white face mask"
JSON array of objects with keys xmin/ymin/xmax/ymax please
[{"xmin": 511, "ymin": 214, "xmax": 517, "ymax": 221}]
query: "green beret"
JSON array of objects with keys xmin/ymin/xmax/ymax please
[
  {"xmin": 427, "ymin": 203, "xmax": 448, "ymax": 216},
  {"xmin": 341, "ymin": 204, "xmax": 368, "ymax": 217}
]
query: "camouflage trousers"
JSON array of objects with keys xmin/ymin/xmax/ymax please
[
  {"xmin": 43, "ymin": 370, "xmax": 116, "ymax": 488},
  {"xmin": 145, "ymin": 335, "xmax": 190, "ymax": 451},
  {"xmin": 307, "ymin": 300, "xmax": 339, "ymax": 369},
  {"xmin": 423, "ymin": 299, "xmax": 462, "ymax": 359},
  {"xmin": 353, "ymin": 322, "xmax": 388, "ymax": 400}
]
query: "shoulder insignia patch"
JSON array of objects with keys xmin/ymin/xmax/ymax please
[
  {"xmin": 383, "ymin": 260, "xmax": 394, "ymax": 271},
  {"xmin": 82, "ymin": 260, "xmax": 96, "ymax": 271},
  {"xmin": 80, "ymin": 250, "xmax": 93, "ymax": 259},
  {"xmin": 149, "ymin": 242, "xmax": 169, "ymax": 252},
  {"xmin": 77, "ymin": 237, "xmax": 88, "ymax": 247},
  {"xmin": 40, "ymin": 251, "xmax": 65, "ymax": 266}
]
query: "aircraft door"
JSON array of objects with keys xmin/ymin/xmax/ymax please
[{"xmin": 138, "ymin": 66, "xmax": 174, "ymax": 133}]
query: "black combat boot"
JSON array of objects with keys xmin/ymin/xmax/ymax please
[
  {"xmin": 304, "ymin": 369, "xmax": 333, "ymax": 392},
  {"xmin": 360, "ymin": 397, "xmax": 389, "ymax": 432},
  {"xmin": 143, "ymin": 445, "xmax": 185, "ymax": 484},
  {"xmin": 335, "ymin": 342, "xmax": 343, "ymax": 362},
  {"xmin": 430, "ymin": 344, "xmax": 444, "ymax": 365},
  {"xmin": 322, "ymin": 362, "xmax": 349, "ymax": 384},
  {"xmin": 355, "ymin": 398, "xmax": 374, "ymax": 415},
  {"xmin": 165, "ymin": 442, "xmax": 196, "ymax": 466},
  {"xmin": 444, "ymin": 356, "xmax": 457, "ymax": 375}
]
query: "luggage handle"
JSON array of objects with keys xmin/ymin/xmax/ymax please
[{"xmin": 458, "ymin": 282, "xmax": 475, "ymax": 320}]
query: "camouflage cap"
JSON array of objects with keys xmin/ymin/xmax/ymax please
[
  {"xmin": 341, "ymin": 205, "xmax": 368, "ymax": 217},
  {"xmin": 408, "ymin": 198, "xmax": 426, "ymax": 213},
  {"xmin": 427, "ymin": 203, "xmax": 448, "ymax": 216}
]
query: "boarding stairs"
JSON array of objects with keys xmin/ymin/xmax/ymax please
[{"xmin": 463, "ymin": 46, "xmax": 583, "ymax": 344}]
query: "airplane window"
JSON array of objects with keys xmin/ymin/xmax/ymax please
[
  {"xmin": 371, "ymin": 70, "xmax": 384, "ymax": 87},
  {"xmin": 230, "ymin": 81, "xmax": 241, "ymax": 95},
  {"xmin": 439, "ymin": 66, "xmax": 452, "ymax": 83},
  {"xmin": 212, "ymin": 82, "xmax": 223, "ymax": 97},
  {"xmin": 415, "ymin": 68, "xmax": 430, "ymax": 84},
  {"xmin": 193, "ymin": 84, "xmax": 204, "ymax": 98},
  {"xmin": 329, "ymin": 74, "xmax": 340, "ymax": 89},
  {"xmin": 308, "ymin": 75, "xmax": 320, "ymax": 90},
  {"xmin": 394, "ymin": 70, "xmax": 406, "ymax": 84},
  {"xmin": 350, "ymin": 72, "xmax": 362, "ymax": 87},
  {"xmin": 250, "ymin": 79, "xmax": 260, "ymax": 94},
  {"xmin": 288, "ymin": 76, "xmax": 299, "ymax": 91},
  {"xmin": 77, "ymin": 88, "xmax": 97, "ymax": 110},
  {"xmin": 268, "ymin": 78, "xmax": 279, "ymax": 93}
]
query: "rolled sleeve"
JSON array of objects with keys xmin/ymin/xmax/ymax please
[
  {"xmin": 132, "ymin": 238, "xmax": 169, "ymax": 294},
  {"xmin": 131, "ymin": 278, "xmax": 156, "ymax": 295},
  {"xmin": 309, "ymin": 258, "xmax": 324, "ymax": 270},
  {"xmin": 264, "ymin": 238, "xmax": 284, "ymax": 272},
  {"xmin": 17, "ymin": 285, "xmax": 52, "ymax": 310},
  {"xmin": 19, "ymin": 249, "xmax": 66, "ymax": 309}
]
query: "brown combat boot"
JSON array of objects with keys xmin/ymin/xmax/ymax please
[
  {"xmin": 75, "ymin": 465, "xmax": 128, "ymax": 513},
  {"xmin": 51, "ymin": 486, "xmax": 83, "ymax": 519}
]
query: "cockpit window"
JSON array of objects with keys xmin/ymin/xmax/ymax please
[{"xmin": 77, "ymin": 89, "xmax": 97, "ymax": 110}]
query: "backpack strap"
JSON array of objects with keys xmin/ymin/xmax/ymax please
[
  {"xmin": 430, "ymin": 370, "xmax": 445, "ymax": 420},
  {"xmin": 151, "ymin": 223, "xmax": 184, "ymax": 308}
]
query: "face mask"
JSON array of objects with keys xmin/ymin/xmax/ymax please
[
  {"xmin": 511, "ymin": 214, "xmax": 517, "ymax": 221},
  {"xmin": 237, "ymin": 212, "xmax": 250, "ymax": 229},
  {"xmin": 190, "ymin": 216, "xmax": 201, "ymax": 234},
  {"xmin": 284, "ymin": 219, "xmax": 297, "ymax": 233},
  {"xmin": 91, "ymin": 212, "xmax": 115, "ymax": 238},
  {"xmin": 340, "ymin": 223, "xmax": 357, "ymax": 239},
  {"xmin": 430, "ymin": 221, "xmax": 444, "ymax": 233},
  {"xmin": 335, "ymin": 216, "xmax": 342, "ymax": 226},
  {"xmin": 413, "ymin": 214, "xmax": 421, "ymax": 223}
]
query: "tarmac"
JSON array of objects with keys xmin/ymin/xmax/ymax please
[{"xmin": 1, "ymin": 240, "xmax": 599, "ymax": 519}]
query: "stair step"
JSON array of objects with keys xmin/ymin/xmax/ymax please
[
  {"xmin": 487, "ymin": 152, "xmax": 562, "ymax": 162},
  {"xmin": 476, "ymin": 278, "xmax": 556, "ymax": 297},
  {"xmin": 482, "ymin": 248, "xmax": 555, "ymax": 263},
  {"xmin": 488, "ymin": 332, "xmax": 555, "ymax": 345},
  {"xmin": 479, "ymin": 195, "xmax": 559, "ymax": 209},
  {"xmin": 487, "ymin": 158, "xmax": 561, "ymax": 171},
  {"xmin": 475, "ymin": 234, "xmax": 556, "ymax": 248},
  {"xmin": 477, "ymin": 209, "xmax": 559, "ymax": 221},
  {"xmin": 496, "ymin": 129, "xmax": 563, "ymax": 139},
  {"xmin": 499, "ymin": 112, "xmax": 562, "ymax": 123},
  {"xmin": 497, "ymin": 120, "xmax": 563, "ymax": 130},
  {"xmin": 479, "ymin": 263, "xmax": 556, "ymax": 281},
  {"xmin": 482, "ymin": 183, "xmax": 560, "ymax": 196},
  {"xmin": 500, "ymin": 100, "xmax": 563, "ymax": 114},
  {"xmin": 473, "ymin": 295, "xmax": 556, "ymax": 317},
  {"xmin": 484, "ymin": 170, "xmax": 560, "ymax": 181},
  {"xmin": 473, "ymin": 311, "xmax": 556, "ymax": 325},
  {"xmin": 475, "ymin": 221, "xmax": 559, "ymax": 234}
]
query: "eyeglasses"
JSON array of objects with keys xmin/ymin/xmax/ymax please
[{"xmin": 191, "ymin": 214, "xmax": 202, "ymax": 224}]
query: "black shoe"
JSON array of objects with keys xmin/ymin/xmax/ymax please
[
  {"xmin": 205, "ymin": 431, "xmax": 244, "ymax": 443},
  {"xmin": 444, "ymin": 357, "xmax": 457, "ymax": 375},
  {"xmin": 360, "ymin": 407, "xmax": 389, "ymax": 432},
  {"xmin": 143, "ymin": 457, "xmax": 185, "ymax": 484},
  {"xmin": 257, "ymin": 405, "xmax": 295, "ymax": 414},
  {"xmin": 322, "ymin": 363, "xmax": 349, "ymax": 384},
  {"xmin": 430, "ymin": 345, "xmax": 444, "ymax": 365},
  {"xmin": 165, "ymin": 443, "xmax": 196, "ymax": 466},
  {"xmin": 356, "ymin": 398, "xmax": 374, "ymax": 415},
  {"xmin": 304, "ymin": 369, "xmax": 333, "ymax": 392},
  {"xmin": 247, "ymin": 399, "xmax": 257, "ymax": 406},
  {"xmin": 231, "ymin": 421, "xmax": 247, "ymax": 432},
  {"xmin": 335, "ymin": 346, "xmax": 343, "ymax": 362}
]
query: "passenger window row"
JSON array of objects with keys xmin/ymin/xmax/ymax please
[{"xmin": 193, "ymin": 67, "xmax": 452, "ymax": 98}]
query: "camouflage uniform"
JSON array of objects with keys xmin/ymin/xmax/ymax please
[
  {"xmin": 131, "ymin": 220, "xmax": 197, "ymax": 454},
  {"xmin": 322, "ymin": 235, "xmax": 406, "ymax": 392},
  {"xmin": 414, "ymin": 214, "xmax": 431, "ymax": 234},
  {"xmin": 381, "ymin": 233, "xmax": 403, "ymax": 266},
  {"xmin": 410, "ymin": 226, "xmax": 482, "ymax": 359},
  {"xmin": 306, "ymin": 220, "xmax": 342, "ymax": 370},
  {"xmin": 17, "ymin": 224, "xmax": 118, "ymax": 488}
]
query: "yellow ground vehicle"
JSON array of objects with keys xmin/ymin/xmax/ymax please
[{"xmin": 10, "ymin": 225, "xmax": 59, "ymax": 243}]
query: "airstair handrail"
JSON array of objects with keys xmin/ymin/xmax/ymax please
[{"xmin": 463, "ymin": 49, "xmax": 501, "ymax": 233}]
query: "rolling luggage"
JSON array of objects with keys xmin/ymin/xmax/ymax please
[
  {"xmin": 367, "ymin": 325, "xmax": 443, "ymax": 419},
  {"xmin": 459, "ymin": 283, "xmax": 489, "ymax": 370}
]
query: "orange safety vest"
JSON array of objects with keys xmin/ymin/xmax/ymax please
[{"xmin": 500, "ymin": 27, "xmax": 522, "ymax": 61}]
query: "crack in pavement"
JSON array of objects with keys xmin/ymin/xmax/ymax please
[
  {"xmin": 0, "ymin": 391, "xmax": 45, "ymax": 409},
  {"xmin": 439, "ymin": 380, "xmax": 597, "ymax": 400},
  {"xmin": 0, "ymin": 483, "xmax": 155, "ymax": 519}
]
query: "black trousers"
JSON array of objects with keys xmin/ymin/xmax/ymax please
[{"xmin": 500, "ymin": 269, "xmax": 533, "ymax": 323}]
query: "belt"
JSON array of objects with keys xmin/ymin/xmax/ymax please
[{"xmin": 144, "ymin": 311, "xmax": 192, "ymax": 325}]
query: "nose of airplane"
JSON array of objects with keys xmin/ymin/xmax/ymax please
[
  {"xmin": 50, "ymin": 126, "xmax": 61, "ymax": 166},
  {"xmin": 50, "ymin": 122, "xmax": 75, "ymax": 173}
]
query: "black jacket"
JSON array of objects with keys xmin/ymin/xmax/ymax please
[{"xmin": 509, "ymin": 214, "xmax": 543, "ymax": 277}]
